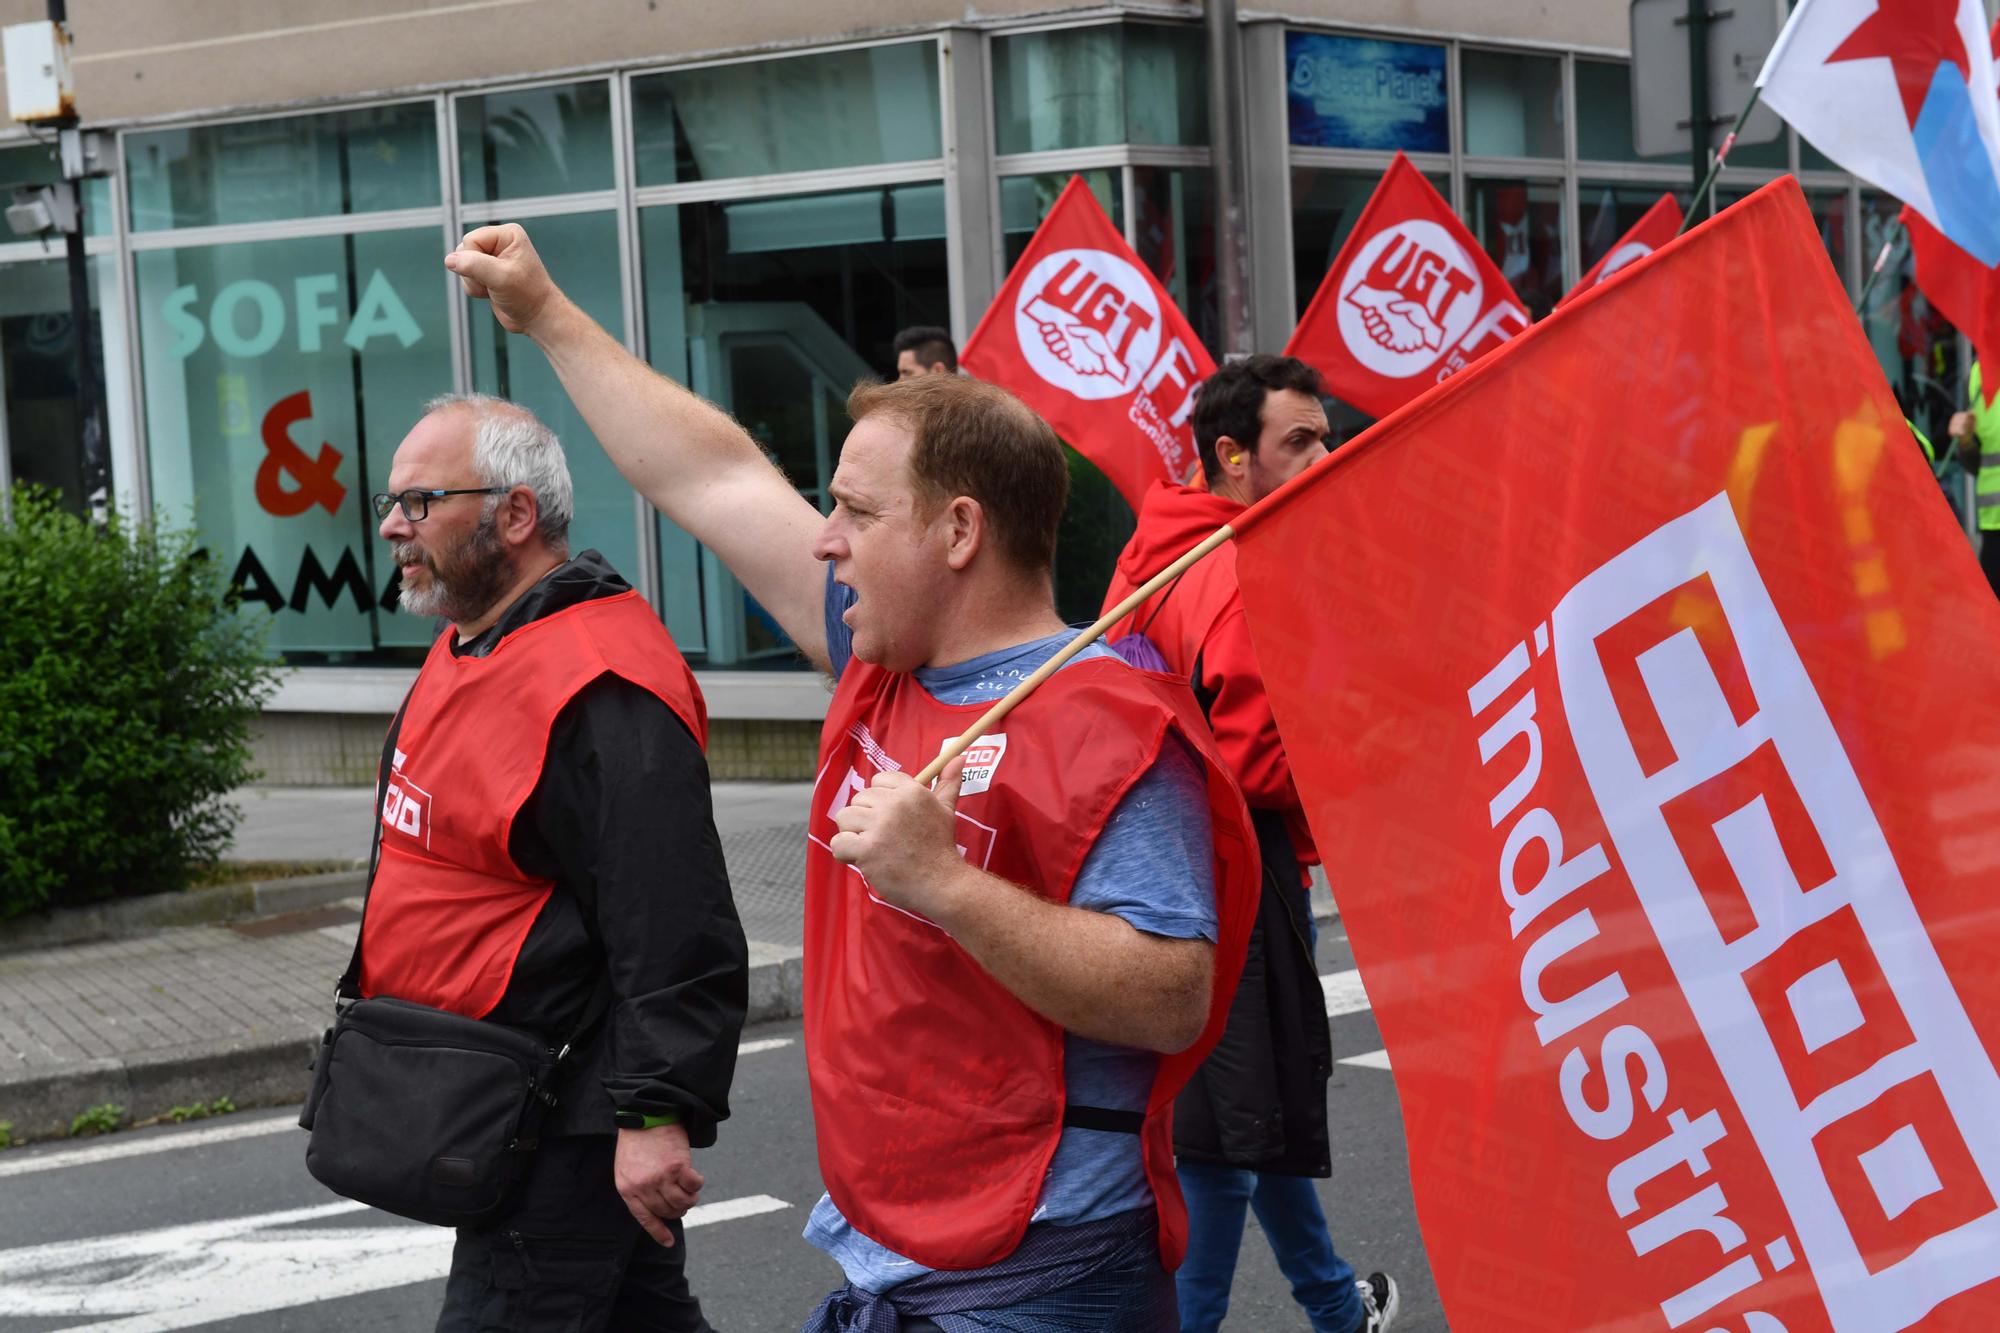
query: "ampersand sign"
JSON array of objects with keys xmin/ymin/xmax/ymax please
[{"xmin": 255, "ymin": 390, "xmax": 346, "ymax": 517}]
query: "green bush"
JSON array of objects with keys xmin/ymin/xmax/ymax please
[{"xmin": 0, "ymin": 489, "xmax": 279, "ymax": 917}]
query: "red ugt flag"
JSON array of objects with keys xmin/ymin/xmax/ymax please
[
  {"xmin": 1285, "ymin": 152, "xmax": 1529, "ymax": 419},
  {"xmin": 1561, "ymin": 192, "xmax": 1684, "ymax": 306},
  {"xmin": 961, "ymin": 176, "xmax": 1213, "ymax": 512},
  {"xmin": 1235, "ymin": 178, "xmax": 2000, "ymax": 1331},
  {"xmin": 1904, "ymin": 207, "xmax": 2000, "ymax": 407}
]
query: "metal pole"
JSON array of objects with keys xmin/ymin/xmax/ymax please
[
  {"xmin": 45, "ymin": 0, "xmax": 107, "ymax": 518},
  {"xmin": 1206, "ymin": 0, "xmax": 1252, "ymax": 357},
  {"xmin": 1677, "ymin": 90, "xmax": 1763, "ymax": 236},
  {"xmin": 1687, "ymin": 0, "xmax": 1709, "ymax": 203},
  {"xmin": 1856, "ymin": 218, "xmax": 1904, "ymax": 315}
]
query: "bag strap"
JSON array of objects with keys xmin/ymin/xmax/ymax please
[{"xmin": 335, "ymin": 690, "xmax": 412, "ymax": 1004}]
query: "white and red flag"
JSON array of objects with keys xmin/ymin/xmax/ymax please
[
  {"xmin": 1232, "ymin": 177, "xmax": 2000, "ymax": 1330},
  {"xmin": 1758, "ymin": 0, "xmax": 2000, "ymax": 264},
  {"xmin": 960, "ymin": 176, "xmax": 1212, "ymax": 512},
  {"xmin": 1561, "ymin": 193, "xmax": 1684, "ymax": 306},
  {"xmin": 1285, "ymin": 152, "xmax": 1529, "ymax": 419},
  {"xmin": 1903, "ymin": 206, "xmax": 2000, "ymax": 405}
]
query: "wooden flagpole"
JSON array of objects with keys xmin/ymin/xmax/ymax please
[{"xmin": 912, "ymin": 524, "xmax": 1236, "ymax": 786}]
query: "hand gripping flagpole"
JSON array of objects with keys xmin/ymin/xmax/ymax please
[{"xmin": 913, "ymin": 525, "xmax": 1237, "ymax": 786}]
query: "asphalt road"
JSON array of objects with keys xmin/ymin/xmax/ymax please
[{"xmin": 0, "ymin": 926, "xmax": 1445, "ymax": 1331}]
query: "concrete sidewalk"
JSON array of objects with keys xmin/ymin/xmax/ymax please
[{"xmin": 0, "ymin": 783, "xmax": 812, "ymax": 1142}]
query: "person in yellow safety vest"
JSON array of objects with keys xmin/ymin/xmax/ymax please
[{"xmin": 1949, "ymin": 363, "xmax": 2000, "ymax": 596}]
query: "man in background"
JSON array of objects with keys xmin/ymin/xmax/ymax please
[
  {"xmin": 893, "ymin": 324, "xmax": 958, "ymax": 379},
  {"xmin": 1104, "ymin": 355, "xmax": 1399, "ymax": 1333}
]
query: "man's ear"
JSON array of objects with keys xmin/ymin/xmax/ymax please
[
  {"xmin": 500, "ymin": 486, "xmax": 542, "ymax": 548},
  {"xmin": 1216, "ymin": 435, "xmax": 1251, "ymax": 477},
  {"xmin": 943, "ymin": 495, "xmax": 983, "ymax": 571}
]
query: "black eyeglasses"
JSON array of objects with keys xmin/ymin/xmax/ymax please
[{"xmin": 371, "ymin": 487, "xmax": 511, "ymax": 522}]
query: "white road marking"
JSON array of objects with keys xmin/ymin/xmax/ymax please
[
  {"xmin": 1340, "ymin": 1048, "xmax": 1393, "ymax": 1071},
  {"xmin": 0, "ymin": 1194, "xmax": 790, "ymax": 1328},
  {"xmin": 0, "ymin": 1038, "xmax": 797, "ymax": 1179},
  {"xmin": 0, "ymin": 1115, "xmax": 300, "ymax": 1178},
  {"xmin": 1320, "ymin": 968, "xmax": 1372, "ymax": 1018}
]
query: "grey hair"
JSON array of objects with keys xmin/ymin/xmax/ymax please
[{"xmin": 423, "ymin": 392, "xmax": 573, "ymax": 551}]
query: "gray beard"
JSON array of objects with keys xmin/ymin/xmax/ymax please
[{"xmin": 394, "ymin": 519, "xmax": 511, "ymax": 623}]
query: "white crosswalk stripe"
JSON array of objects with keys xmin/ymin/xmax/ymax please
[
  {"xmin": 1320, "ymin": 967, "xmax": 1371, "ymax": 1018},
  {"xmin": 0, "ymin": 1035, "xmax": 798, "ymax": 1180},
  {"xmin": 0, "ymin": 1194, "xmax": 790, "ymax": 1329}
]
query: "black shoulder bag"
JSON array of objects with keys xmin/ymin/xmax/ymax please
[{"xmin": 298, "ymin": 699, "xmax": 609, "ymax": 1229}]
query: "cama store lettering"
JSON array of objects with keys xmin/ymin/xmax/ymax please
[{"xmin": 229, "ymin": 543, "xmax": 402, "ymax": 615}]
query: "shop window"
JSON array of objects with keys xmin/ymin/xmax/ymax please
[
  {"xmin": 1131, "ymin": 166, "xmax": 1218, "ymax": 356},
  {"xmin": 1577, "ymin": 183, "xmax": 1691, "ymax": 276},
  {"xmin": 1000, "ymin": 170, "xmax": 1123, "ymax": 272},
  {"xmin": 992, "ymin": 22, "xmax": 1206, "ymax": 155},
  {"xmin": 0, "ymin": 144, "xmax": 112, "ymax": 237},
  {"xmin": 467, "ymin": 212, "xmax": 637, "ymax": 584},
  {"xmin": 136, "ymin": 229, "xmax": 452, "ymax": 657},
  {"xmin": 1462, "ymin": 50, "xmax": 1563, "ymax": 159},
  {"xmin": 1284, "ymin": 31, "xmax": 1447, "ymax": 153},
  {"xmin": 1288, "ymin": 166, "xmax": 1449, "ymax": 324},
  {"xmin": 126, "ymin": 103, "xmax": 439, "ymax": 232},
  {"xmin": 639, "ymin": 181, "xmax": 949, "ymax": 664},
  {"xmin": 630, "ymin": 42, "xmax": 942, "ymax": 187},
  {"xmin": 1466, "ymin": 178, "xmax": 1567, "ymax": 319},
  {"xmin": 457, "ymin": 81, "xmax": 614, "ymax": 201},
  {"xmin": 1, "ymin": 256, "xmax": 110, "ymax": 507},
  {"xmin": 1124, "ymin": 23, "xmax": 1208, "ymax": 147},
  {"xmin": 1575, "ymin": 59, "xmax": 1689, "ymax": 166}
]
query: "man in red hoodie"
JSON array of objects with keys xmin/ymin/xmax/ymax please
[{"xmin": 1102, "ymin": 354, "xmax": 1399, "ymax": 1333}]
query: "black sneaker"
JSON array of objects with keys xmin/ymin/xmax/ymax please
[{"xmin": 1355, "ymin": 1272, "xmax": 1400, "ymax": 1332}]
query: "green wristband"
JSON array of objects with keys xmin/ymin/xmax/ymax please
[{"xmin": 613, "ymin": 1108, "xmax": 680, "ymax": 1129}]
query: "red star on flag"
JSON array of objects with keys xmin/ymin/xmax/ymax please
[{"xmin": 1826, "ymin": 0, "xmax": 1972, "ymax": 124}]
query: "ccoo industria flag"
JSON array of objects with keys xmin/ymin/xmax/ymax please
[
  {"xmin": 1285, "ymin": 152, "xmax": 1529, "ymax": 420},
  {"xmin": 1233, "ymin": 177, "xmax": 2000, "ymax": 1331},
  {"xmin": 960, "ymin": 176, "xmax": 1213, "ymax": 512}
]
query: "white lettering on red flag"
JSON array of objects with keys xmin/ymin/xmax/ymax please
[
  {"xmin": 962, "ymin": 177, "xmax": 1214, "ymax": 511},
  {"xmin": 1233, "ymin": 178, "xmax": 2000, "ymax": 1330},
  {"xmin": 1286, "ymin": 151, "xmax": 1529, "ymax": 419}
]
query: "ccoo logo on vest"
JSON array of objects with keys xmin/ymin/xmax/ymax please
[
  {"xmin": 1015, "ymin": 249, "xmax": 1165, "ymax": 400},
  {"xmin": 381, "ymin": 748, "xmax": 433, "ymax": 849},
  {"xmin": 1337, "ymin": 220, "xmax": 1484, "ymax": 378}
]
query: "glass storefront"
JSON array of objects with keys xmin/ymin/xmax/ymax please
[
  {"xmin": 1466, "ymin": 178, "xmax": 1566, "ymax": 320},
  {"xmin": 641, "ymin": 179, "xmax": 951, "ymax": 663},
  {"xmin": 0, "ymin": 21, "xmax": 1967, "ymax": 674}
]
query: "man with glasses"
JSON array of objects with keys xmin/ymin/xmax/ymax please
[{"xmin": 358, "ymin": 394, "xmax": 748, "ymax": 1331}]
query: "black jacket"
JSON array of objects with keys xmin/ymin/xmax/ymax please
[
  {"xmin": 369, "ymin": 551, "xmax": 748, "ymax": 1146},
  {"xmin": 1171, "ymin": 809, "xmax": 1334, "ymax": 1177}
]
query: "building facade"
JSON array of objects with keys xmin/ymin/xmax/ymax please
[{"xmin": 0, "ymin": 1, "xmax": 1963, "ymax": 780}]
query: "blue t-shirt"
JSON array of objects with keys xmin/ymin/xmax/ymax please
[{"xmin": 806, "ymin": 571, "xmax": 1217, "ymax": 1292}]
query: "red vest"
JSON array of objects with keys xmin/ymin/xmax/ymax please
[
  {"xmin": 804, "ymin": 653, "xmax": 1259, "ymax": 1272},
  {"xmin": 361, "ymin": 590, "xmax": 706, "ymax": 1019}
]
